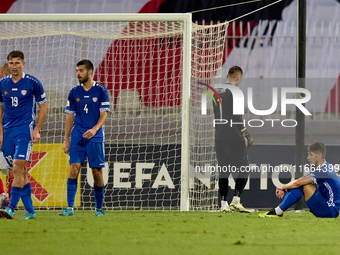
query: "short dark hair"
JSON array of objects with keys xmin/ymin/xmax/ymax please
[
  {"xmin": 307, "ymin": 142, "xmax": 326, "ymax": 158},
  {"xmin": 228, "ymin": 66, "xmax": 243, "ymax": 77},
  {"xmin": 7, "ymin": 50, "xmax": 24, "ymax": 61},
  {"xmin": 76, "ymin": 59, "xmax": 93, "ymax": 71}
]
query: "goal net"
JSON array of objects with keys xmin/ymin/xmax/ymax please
[{"xmin": 0, "ymin": 14, "xmax": 227, "ymax": 211}]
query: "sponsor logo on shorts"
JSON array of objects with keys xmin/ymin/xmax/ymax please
[
  {"xmin": 19, "ymin": 154, "xmax": 25, "ymax": 157},
  {"xmin": 21, "ymin": 90, "xmax": 27, "ymax": 96},
  {"xmin": 93, "ymin": 97, "xmax": 98, "ymax": 102}
]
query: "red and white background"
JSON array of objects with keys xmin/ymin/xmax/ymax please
[
  {"xmin": 1, "ymin": 0, "xmax": 339, "ymax": 75},
  {"xmin": 2, "ymin": 0, "xmax": 340, "ymax": 111}
]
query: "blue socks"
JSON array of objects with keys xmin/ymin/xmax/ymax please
[
  {"xmin": 21, "ymin": 183, "xmax": 35, "ymax": 214},
  {"xmin": 67, "ymin": 179, "xmax": 104, "ymax": 209},
  {"xmin": 8, "ymin": 184, "xmax": 34, "ymax": 213},
  {"xmin": 94, "ymin": 184, "xmax": 104, "ymax": 209},
  {"xmin": 8, "ymin": 186, "xmax": 23, "ymax": 212},
  {"xmin": 67, "ymin": 178, "xmax": 78, "ymax": 208},
  {"xmin": 279, "ymin": 186, "xmax": 304, "ymax": 212}
]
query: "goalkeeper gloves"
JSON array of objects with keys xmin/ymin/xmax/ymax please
[{"xmin": 241, "ymin": 128, "xmax": 253, "ymax": 148}]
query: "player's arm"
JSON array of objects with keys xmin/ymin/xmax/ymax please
[
  {"xmin": 0, "ymin": 104, "xmax": 3, "ymax": 148},
  {"xmin": 276, "ymin": 177, "xmax": 313, "ymax": 198},
  {"xmin": 82, "ymin": 111, "xmax": 108, "ymax": 139},
  {"xmin": 32, "ymin": 102, "xmax": 48, "ymax": 143},
  {"xmin": 63, "ymin": 113, "xmax": 74, "ymax": 154},
  {"xmin": 32, "ymin": 79, "xmax": 48, "ymax": 143}
]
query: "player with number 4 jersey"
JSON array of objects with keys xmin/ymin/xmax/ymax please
[
  {"xmin": 65, "ymin": 82, "xmax": 109, "ymax": 143},
  {"xmin": 60, "ymin": 59, "xmax": 110, "ymax": 217}
]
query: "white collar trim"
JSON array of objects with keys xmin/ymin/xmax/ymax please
[
  {"xmin": 10, "ymin": 72, "xmax": 25, "ymax": 79},
  {"xmin": 81, "ymin": 81, "xmax": 96, "ymax": 87}
]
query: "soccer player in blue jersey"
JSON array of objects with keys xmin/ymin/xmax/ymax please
[
  {"xmin": 0, "ymin": 51, "xmax": 48, "ymax": 219},
  {"xmin": 260, "ymin": 142, "xmax": 340, "ymax": 218},
  {"xmin": 60, "ymin": 59, "xmax": 110, "ymax": 217}
]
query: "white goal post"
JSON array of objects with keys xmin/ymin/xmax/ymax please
[{"xmin": 0, "ymin": 14, "xmax": 228, "ymax": 211}]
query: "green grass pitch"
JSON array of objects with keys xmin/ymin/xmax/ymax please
[{"xmin": 1, "ymin": 210, "xmax": 340, "ymax": 255}]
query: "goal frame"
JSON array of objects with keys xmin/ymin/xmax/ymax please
[{"xmin": 0, "ymin": 13, "xmax": 192, "ymax": 211}]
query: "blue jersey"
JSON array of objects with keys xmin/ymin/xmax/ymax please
[
  {"xmin": 0, "ymin": 73, "xmax": 46, "ymax": 128},
  {"xmin": 305, "ymin": 162, "xmax": 340, "ymax": 211},
  {"xmin": 65, "ymin": 81, "xmax": 110, "ymax": 142}
]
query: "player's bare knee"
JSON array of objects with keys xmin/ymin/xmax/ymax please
[
  {"xmin": 303, "ymin": 184, "xmax": 314, "ymax": 191},
  {"xmin": 92, "ymin": 168, "xmax": 103, "ymax": 185},
  {"xmin": 13, "ymin": 160, "xmax": 26, "ymax": 175},
  {"xmin": 302, "ymin": 185, "xmax": 307, "ymax": 193},
  {"xmin": 12, "ymin": 167, "xmax": 23, "ymax": 176},
  {"xmin": 13, "ymin": 159, "xmax": 26, "ymax": 168},
  {"xmin": 69, "ymin": 163, "xmax": 81, "ymax": 178},
  {"xmin": 92, "ymin": 167, "xmax": 102, "ymax": 175},
  {"xmin": 306, "ymin": 184, "xmax": 315, "ymax": 191},
  {"xmin": 92, "ymin": 168, "xmax": 102, "ymax": 176}
]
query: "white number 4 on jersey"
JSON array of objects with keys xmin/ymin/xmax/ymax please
[{"xmin": 84, "ymin": 104, "xmax": 88, "ymax": 114}]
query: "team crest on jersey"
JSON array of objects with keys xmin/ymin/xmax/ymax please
[
  {"xmin": 92, "ymin": 97, "xmax": 98, "ymax": 102},
  {"xmin": 21, "ymin": 90, "xmax": 27, "ymax": 96},
  {"xmin": 76, "ymin": 97, "xmax": 80, "ymax": 102},
  {"xmin": 4, "ymin": 91, "xmax": 7, "ymax": 96}
]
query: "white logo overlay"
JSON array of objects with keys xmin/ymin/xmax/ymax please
[{"xmin": 200, "ymin": 83, "xmax": 312, "ymax": 128}]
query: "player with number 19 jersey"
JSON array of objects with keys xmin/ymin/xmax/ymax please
[
  {"xmin": 65, "ymin": 81, "xmax": 110, "ymax": 143},
  {"xmin": 0, "ymin": 73, "xmax": 46, "ymax": 128},
  {"xmin": 0, "ymin": 73, "xmax": 46, "ymax": 166}
]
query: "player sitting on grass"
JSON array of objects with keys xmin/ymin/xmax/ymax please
[{"xmin": 259, "ymin": 142, "xmax": 340, "ymax": 218}]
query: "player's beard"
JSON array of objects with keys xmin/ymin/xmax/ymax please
[{"xmin": 78, "ymin": 73, "xmax": 89, "ymax": 84}]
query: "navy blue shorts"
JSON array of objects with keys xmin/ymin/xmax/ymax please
[
  {"xmin": 1, "ymin": 123, "xmax": 33, "ymax": 167},
  {"xmin": 69, "ymin": 139, "xmax": 105, "ymax": 169},
  {"xmin": 306, "ymin": 189, "xmax": 339, "ymax": 218}
]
